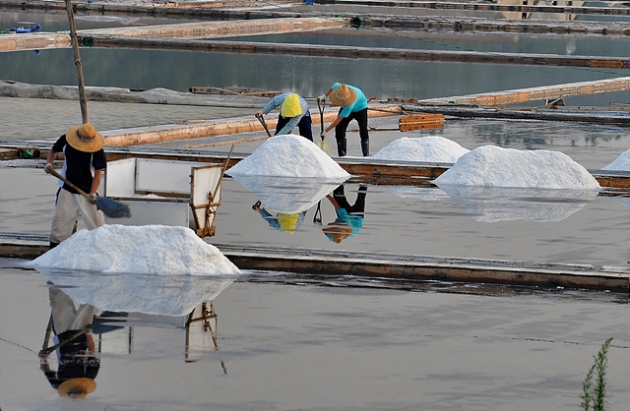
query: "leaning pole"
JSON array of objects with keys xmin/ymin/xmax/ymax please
[{"xmin": 64, "ymin": 0, "xmax": 89, "ymax": 124}]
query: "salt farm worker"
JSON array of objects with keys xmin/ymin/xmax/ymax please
[
  {"xmin": 255, "ymin": 92, "xmax": 313, "ymax": 141},
  {"xmin": 40, "ymin": 284, "xmax": 101, "ymax": 399},
  {"xmin": 318, "ymin": 83, "xmax": 370, "ymax": 157},
  {"xmin": 252, "ymin": 200, "xmax": 306, "ymax": 234},
  {"xmin": 322, "ymin": 184, "xmax": 367, "ymax": 243},
  {"xmin": 45, "ymin": 123, "xmax": 107, "ymax": 249}
]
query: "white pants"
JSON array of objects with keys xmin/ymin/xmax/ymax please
[
  {"xmin": 49, "ymin": 188, "xmax": 105, "ymax": 244},
  {"xmin": 48, "ymin": 286, "xmax": 100, "ymax": 335}
]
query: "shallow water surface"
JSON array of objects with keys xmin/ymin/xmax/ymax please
[{"xmin": 0, "ymin": 263, "xmax": 628, "ymax": 411}]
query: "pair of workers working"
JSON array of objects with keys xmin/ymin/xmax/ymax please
[{"xmin": 255, "ymin": 82, "xmax": 370, "ymax": 157}]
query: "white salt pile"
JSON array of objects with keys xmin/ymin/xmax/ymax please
[
  {"xmin": 226, "ymin": 134, "xmax": 351, "ymax": 178},
  {"xmin": 30, "ymin": 225, "xmax": 240, "ymax": 275},
  {"xmin": 602, "ymin": 148, "xmax": 630, "ymax": 171},
  {"xmin": 373, "ymin": 136, "xmax": 469, "ymax": 162},
  {"xmin": 434, "ymin": 146, "xmax": 600, "ymax": 189}
]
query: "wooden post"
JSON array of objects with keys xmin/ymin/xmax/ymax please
[{"xmin": 64, "ymin": 0, "xmax": 89, "ymax": 124}]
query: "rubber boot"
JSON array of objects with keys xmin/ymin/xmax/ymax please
[
  {"xmin": 361, "ymin": 139, "xmax": 370, "ymax": 157},
  {"xmin": 337, "ymin": 138, "xmax": 347, "ymax": 157},
  {"xmin": 49, "ymin": 241, "xmax": 58, "ymax": 250}
]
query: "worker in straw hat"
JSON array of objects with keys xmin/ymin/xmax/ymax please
[
  {"xmin": 318, "ymin": 83, "xmax": 370, "ymax": 157},
  {"xmin": 255, "ymin": 92, "xmax": 313, "ymax": 141},
  {"xmin": 44, "ymin": 123, "xmax": 107, "ymax": 249},
  {"xmin": 322, "ymin": 184, "xmax": 368, "ymax": 243},
  {"xmin": 40, "ymin": 283, "xmax": 100, "ymax": 399}
]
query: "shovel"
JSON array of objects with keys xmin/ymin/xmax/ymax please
[
  {"xmin": 45, "ymin": 164, "xmax": 131, "ymax": 219},
  {"xmin": 255, "ymin": 113, "xmax": 272, "ymax": 137},
  {"xmin": 316, "ymin": 98, "xmax": 335, "ymax": 156}
]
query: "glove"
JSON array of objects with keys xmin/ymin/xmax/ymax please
[
  {"xmin": 44, "ymin": 163, "xmax": 53, "ymax": 174},
  {"xmin": 320, "ymin": 130, "xmax": 328, "ymax": 139},
  {"xmin": 88, "ymin": 193, "xmax": 97, "ymax": 202},
  {"xmin": 317, "ymin": 94, "xmax": 326, "ymax": 102}
]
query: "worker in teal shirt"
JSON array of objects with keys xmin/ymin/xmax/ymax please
[
  {"xmin": 322, "ymin": 184, "xmax": 367, "ymax": 243},
  {"xmin": 318, "ymin": 83, "xmax": 370, "ymax": 157}
]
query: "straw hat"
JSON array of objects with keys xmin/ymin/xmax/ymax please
[
  {"xmin": 322, "ymin": 222, "xmax": 353, "ymax": 243},
  {"xmin": 66, "ymin": 123, "xmax": 104, "ymax": 153},
  {"xmin": 329, "ymin": 84, "xmax": 356, "ymax": 106},
  {"xmin": 58, "ymin": 378, "xmax": 97, "ymax": 398},
  {"xmin": 280, "ymin": 93, "xmax": 302, "ymax": 118}
]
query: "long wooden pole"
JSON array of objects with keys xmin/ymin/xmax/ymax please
[{"xmin": 64, "ymin": 0, "xmax": 88, "ymax": 124}]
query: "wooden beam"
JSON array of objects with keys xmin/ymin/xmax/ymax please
[
  {"xmin": 416, "ymin": 77, "xmax": 630, "ymax": 106},
  {"xmin": 0, "ymin": 32, "xmax": 70, "ymax": 52},
  {"xmin": 102, "ymin": 105, "xmax": 401, "ymax": 147},
  {"xmin": 78, "ymin": 18, "xmax": 348, "ymax": 39},
  {"xmin": 317, "ymin": 0, "xmax": 630, "ymax": 17},
  {"xmin": 1, "ymin": 238, "xmax": 627, "ymax": 292}
]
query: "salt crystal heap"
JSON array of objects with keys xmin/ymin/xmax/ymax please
[
  {"xmin": 373, "ymin": 136, "xmax": 469, "ymax": 163},
  {"xmin": 227, "ymin": 134, "xmax": 350, "ymax": 178},
  {"xmin": 31, "ymin": 225, "xmax": 240, "ymax": 275},
  {"xmin": 434, "ymin": 146, "xmax": 600, "ymax": 189}
]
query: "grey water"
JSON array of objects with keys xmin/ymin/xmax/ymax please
[
  {"xmin": 3, "ymin": 11, "xmax": 630, "ymax": 104},
  {"xmin": 2, "ymin": 9, "xmax": 630, "ymax": 411}
]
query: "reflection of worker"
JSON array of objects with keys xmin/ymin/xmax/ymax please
[
  {"xmin": 252, "ymin": 200, "xmax": 306, "ymax": 234},
  {"xmin": 322, "ymin": 185, "xmax": 367, "ymax": 243},
  {"xmin": 255, "ymin": 92, "xmax": 313, "ymax": 141},
  {"xmin": 45, "ymin": 123, "xmax": 107, "ymax": 249},
  {"xmin": 318, "ymin": 83, "xmax": 370, "ymax": 157},
  {"xmin": 40, "ymin": 284, "xmax": 101, "ymax": 399}
]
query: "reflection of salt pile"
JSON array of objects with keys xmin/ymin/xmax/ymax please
[
  {"xmin": 227, "ymin": 134, "xmax": 350, "ymax": 178},
  {"xmin": 388, "ymin": 186, "xmax": 450, "ymax": 201},
  {"xmin": 31, "ymin": 225, "xmax": 240, "ymax": 275},
  {"xmin": 373, "ymin": 136, "xmax": 469, "ymax": 162},
  {"xmin": 602, "ymin": 148, "xmax": 630, "ymax": 171},
  {"xmin": 233, "ymin": 176, "xmax": 342, "ymax": 213},
  {"xmin": 438, "ymin": 186, "xmax": 598, "ymax": 222},
  {"xmin": 435, "ymin": 146, "xmax": 600, "ymax": 189},
  {"xmin": 37, "ymin": 270, "xmax": 233, "ymax": 317}
]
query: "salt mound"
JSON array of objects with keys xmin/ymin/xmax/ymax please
[
  {"xmin": 31, "ymin": 225, "xmax": 240, "ymax": 275},
  {"xmin": 602, "ymin": 148, "xmax": 630, "ymax": 171},
  {"xmin": 226, "ymin": 134, "xmax": 351, "ymax": 178},
  {"xmin": 434, "ymin": 146, "xmax": 600, "ymax": 189},
  {"xmin": 373, "ymin": 136, "xmax": 469, "ymax": 163}
]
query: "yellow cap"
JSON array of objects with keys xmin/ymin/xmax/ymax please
[{"xmin": 281, "ymin": 94, "xmax": 302, "ymax": 118}]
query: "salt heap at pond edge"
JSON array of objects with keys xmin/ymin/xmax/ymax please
[
  {"xmin": 373, "ymin": 136, "xmax": 469, "ymax": 163},
  {"xmin": 227, "ymin": 134, "xmax": 350, "ymax": 178},
  {"xmin": 434, "ymin": 146, "xmax": 600, "ymax": 189},
  {"xmin": 30, "ymin": 225, "xmax": 241, "ymax": 275}
]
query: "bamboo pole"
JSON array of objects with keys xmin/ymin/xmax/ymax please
[{"xmin": 64, "ymin": 0, "xmax": 88, "ymax": 124}]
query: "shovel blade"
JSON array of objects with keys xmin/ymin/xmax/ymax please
[
  {"xmin": 317, "ymin": 140, "xmax": 336, "ymax": 156},
  {"xmin": 95, "ymin": 196, "xmax": 132, "ymax": 219}
]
